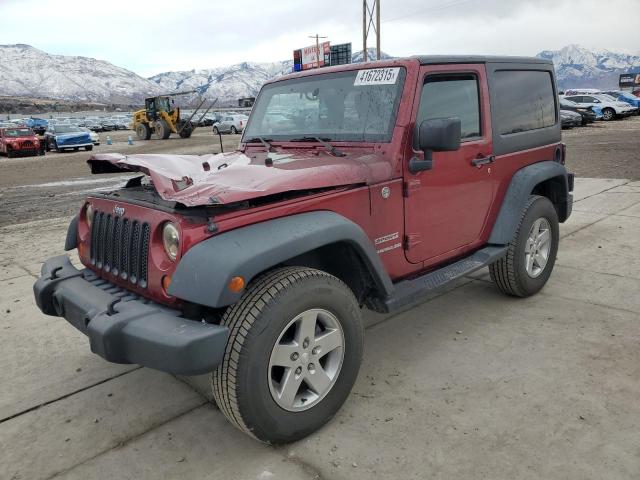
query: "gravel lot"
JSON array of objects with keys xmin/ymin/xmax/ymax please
[
  {"xmin": 0, "ymin": 115, "xmax": 639, "ymax": 227},
  {"xmin": 1, "ymin": 116, "xmax": 639, "ymax": 480}
]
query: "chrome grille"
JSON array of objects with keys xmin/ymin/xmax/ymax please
[{"xmin": 90, "ymin": 210, "xmax": 150, "ymax": 288}]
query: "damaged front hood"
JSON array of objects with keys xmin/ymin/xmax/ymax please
[{"xmin": 88, "ymin": 150, "xmax": 393, "ymax": 206}]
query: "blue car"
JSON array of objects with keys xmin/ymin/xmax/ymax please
[
  {"xmin": 602, "ymin": 90, "xmax": 640, "ymax": 113},
  {"xmin": 44, "ymin": 124, "xmax": 93, "ymax": 152},
  {"xmin": 24, "ymin": 117, "xmax": 49, "ymax": 135}
]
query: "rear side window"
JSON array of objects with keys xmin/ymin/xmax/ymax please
[
  {"xmin": 494, "ymin": 70, "xmax": 556, "ymax": 135},
  {"xmin": 417, "ymin": 74, "xmax": 481, "ymax": 141}
]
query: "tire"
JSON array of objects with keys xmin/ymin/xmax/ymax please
[
  {"xmin": 602, "ymin": 108, "xmax": 615, "ymax": 121},
  {"xmin": 212, "ymin": 266, "xmax": 363, "ymax": 444},
  {"xmin": 73, "ymin": 147, "xmax": 79, "ymax": 151},
  {"xmin": 230, "ymin": 126, "xmax": 237, "ymax": 134},
  {"xmin": 489, "ymin": 195, "xmax": 559, "ymax": 297},
  {"xmin": 154, "ymin": 119, "xmax": 171, "ymax": 139},
  {"xmin": 212, "ymin": 126, "xmax": 219, "ymax": 135},
  {"xmin": 178, "ymin": 121, "xmax": 194, "ymax": 138},
  {"xmin": 7, "ymin": 150, "xmax": 13, "ymax": 159},
  {"xmin": 135, "ymin": 123, "xmax": 152, "ymax": 140},
  {"xmin": 85, "ymin": 145, "xmax": 93, "ymax": 151}
]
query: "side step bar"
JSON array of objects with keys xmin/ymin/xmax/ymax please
[{"xmin": 384, "ymin": 245, "xmax": 508, "ymax": 312}]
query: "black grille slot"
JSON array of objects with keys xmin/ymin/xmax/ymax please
[{"xmin": 90, "ymin": 210, "xmax": 150, "ymax": 288}]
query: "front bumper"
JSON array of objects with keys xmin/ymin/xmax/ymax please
[{"xmin": 33, "ymin": 255, "xmax": 229, "ymax": 375}]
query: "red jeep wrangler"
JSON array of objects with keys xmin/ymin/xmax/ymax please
[
  {"xmin": 34, "ymin": 56, "xmax": 573, "ymax": 443},
  {"xmin": 0, "ymin": 127, "xmax": 41, "ymax": 157}
]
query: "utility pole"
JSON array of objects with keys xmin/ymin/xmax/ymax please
[
  {"xmin": 362, "ymin": 0, "xmax": 381, "ymax": 62},
  {"xmin": 309, "ymin": 34, "xmax": 328, "ymax": 68}
]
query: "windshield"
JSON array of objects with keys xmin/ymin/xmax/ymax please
[
  {"xmin": 243, "ymin": 67, "xmax": 406, "ymax": 142},
  {"xmin": 54, "ymin": 125, "xmax": 81, "ymax": 134},
  {"xmin": 5, "ymin": 128, "xmax": 33, "ymax": 137}
]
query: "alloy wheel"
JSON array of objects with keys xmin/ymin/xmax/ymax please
[{"xmin": 268, "ymin": 308, "xmax": 345, "ymax": 412}]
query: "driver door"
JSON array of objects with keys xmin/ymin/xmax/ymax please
[{"xmin": 403, "ymin": 64, "xmax": 497, "ymax": 265}]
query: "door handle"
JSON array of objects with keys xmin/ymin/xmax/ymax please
[{"xmin": 471, "ymin": 155, "xmax": 495, "ymax": 167}]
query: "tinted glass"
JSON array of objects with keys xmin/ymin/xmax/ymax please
[
  {"xmin": 494, "ymin": 70, "xmax": 556, "ymax": 135},
  {"xmin": 417, "ymin": 74, "xmax": 481, "ymax": 141},
  {"xmin": 5, "ymin": 128, "xmax": 33, "ymax": 137},
  {"xmin": 244, "ymin": 68, "xmax": 406, "ymax": 142}
]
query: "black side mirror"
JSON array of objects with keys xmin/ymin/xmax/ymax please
[{"xmin": 409, "ymin": 117, "xmax": 462, "ymax": 174}]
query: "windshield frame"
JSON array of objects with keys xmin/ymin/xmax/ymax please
[
  {"xmin": 4, "ymin": 128, "xmax": 33, "ymax": 137},
  {"xmin": 242, "ymin": 67, "xmax": 407, "ymax": 144}
]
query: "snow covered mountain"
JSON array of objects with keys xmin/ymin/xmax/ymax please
[
  {"xmin": 149, "ymin": 61, "xmax": 293, "ymax": 105},
  {"xmin": 0, "ymin": 44, "xmax": 161, "ymax": 104},
  {"xmin": 536, "ymin": 44, "xmax": 640, "ymax": 90},
  {"xmin": 2, "ymin": 43, "xmax": 636, "ymax": 106}
]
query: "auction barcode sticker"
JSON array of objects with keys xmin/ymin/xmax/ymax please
[{"xmin": 354, "ymin": 67, "xmax": 400, "ymax": 86}]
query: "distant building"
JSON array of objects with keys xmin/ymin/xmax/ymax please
[{"xmin": 238, "ymin": 97, "xmax": 255, "ymax": 108}]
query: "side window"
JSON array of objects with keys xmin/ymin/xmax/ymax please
[
  {"xmin": 416, "ymin": 74, "xmax": 481, "ymax": 142},
  {"xmin": 494, "ymin": 70, "xmax": 556, "ymax": 135},
  {"xmin": 583, "ymin": 96, "xmax": 596, "ymax": 102}
]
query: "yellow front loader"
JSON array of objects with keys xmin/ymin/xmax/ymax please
[{"xmin": 131, "ymin": 92, "xmax": 217, "ymax": 140}]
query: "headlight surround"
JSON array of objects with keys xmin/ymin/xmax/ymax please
[
  {"xmin": 162, "ymin": 222, "xmax": 180, "ymax": 261},
  {"xmin": 85, "ymin": 204, "xmax": 94, "ymax": 230}
]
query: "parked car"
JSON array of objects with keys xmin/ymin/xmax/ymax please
[
  {"xmin": 84, "ymin": 119, "xmax": 103, "ymax": 132},
  {"xmin": 44, "ymin": 124, "xmax": 93, "ymax": 152},
  {"xmin": 35, "ymin": 55, "xmax": 574, "ymax": 444},
  {"xmin": 212, "ymin": 114, "xmax": 247, "ymax": 134},
  {"xmin": 560, "ymin": 110, "xmax": 582, "ymax": 129},
  {"xmin": 559, "ymin": 98, "xmax": 597, "ymax": 125},
  {"xmin": 0, "ymin": 127, "xmax": 41, "ymax": 157},
  {"xmin": 24, "ymin": 117, "xmax": 49, "ymax": 135},
  {"xmin": 562, "ymin": 94, "xmax": 636, "ymax": 120},
  {"xmin": 81, "ymin": 127, "xmax": 100, "ymax": 145},
  {"xmin": 100, "ymin": 118, "xmax": 117, "ymax": 131},
  {"xmin": 601, "ymin": 90, "xmax": 640, "ymax": 112}
]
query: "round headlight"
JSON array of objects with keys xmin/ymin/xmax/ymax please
[
  {"xmin": 86, "ymin": 204, "xmax": 94, "ymax": 230},
  {"xmin": 162, "ymin": 222, "xmax": 180, "ymax": 261}
]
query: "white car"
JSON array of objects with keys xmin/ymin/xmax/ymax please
[
  {"xmin": 81, "ymin": 127, "xmax": 100, "ymax": 145},
  {"xmin": 562, "ymin": 94, "xmax": 636, "ymax": 121},
  {"xmin": 212, "ymin": 114, "xmax": 248, "ymax": 134}
]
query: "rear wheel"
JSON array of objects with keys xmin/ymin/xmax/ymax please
[
  {"xmin": 212, "ymin": 126, "xmax": 219, "ymax": 135},
  {"xmin": 135, "ymin": 123, "xmax": 152, "ymax": 140},
  {"xmin": 602, "ymin": 107, "xmax": 616, "ymax": 121},
  {"xmin": 489, "ymin": 195, "xmax": 559, "ymax": 297},
  {"xmin": 85, "ymin": 145, "xmax": 93, "ymax": 151},
  {"xmin": 212, "ymin": 267, "xmax": 363, "ymax": 444},
  {"xmin": 154, "ymin": 119, "xmax": 171, "ymax": 139},
  {"xmin": 7, "ymin": 150, "xmax": 13, "ymax": 158}
]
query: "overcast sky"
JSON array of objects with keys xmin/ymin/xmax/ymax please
[{"xmin": 0, "ymin": 0, "xmax": 638, "ymax": 77}]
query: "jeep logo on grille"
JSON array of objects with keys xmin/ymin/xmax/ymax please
[{"xmin": 114, "ymin": 205, "xmax": 125, "ymax": 216}]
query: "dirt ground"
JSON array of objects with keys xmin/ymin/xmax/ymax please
[{"xmin": 0, "ymin": 116, "xmax": 639, "ymax": 228}]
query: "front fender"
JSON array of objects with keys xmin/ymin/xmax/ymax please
[{"xmin": 168, "ymin": 211, "xmax": 393, "ymax": 308}]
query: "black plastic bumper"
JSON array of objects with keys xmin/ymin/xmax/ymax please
[{"xmin": 33, "ymin": 255, "xmax": 229, "ymax": 375}]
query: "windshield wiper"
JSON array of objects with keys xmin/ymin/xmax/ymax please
[
  {"xmin": 290, "ymin": 136, "xmax": 346, "ymax": 157},
  {"xmin": 245, "ymin": 136, "xmax": 274, "ymax": 152}
]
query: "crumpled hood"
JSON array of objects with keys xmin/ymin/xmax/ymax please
[{"xmin": 88, "ymin": 150, "xmax": 393, "ymax": 206}]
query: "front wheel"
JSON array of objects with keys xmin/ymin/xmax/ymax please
[
  {"xmin": 85, "ymin": 145, "xmax": 93, "ymax": 151},
  {"xmin": 230, "ymin": 126, "xmax": 237, "ymax": 134},
  {"xmin": 489, "ymin": 195, "xmax": 559, "ymax": 297},
  {"xmin": 212, "ymin": 267, "xmax": 363, "ymax": 444},
  {"xmin": 212, "ymin": 126, "xmax": 219, "ymax": 135}
]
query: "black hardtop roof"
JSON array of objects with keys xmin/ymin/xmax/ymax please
[{"xmin": 413, "ymin": 55, "xmax": 553, "ymax": 66}]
